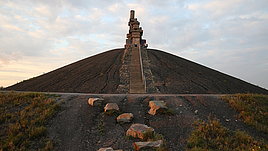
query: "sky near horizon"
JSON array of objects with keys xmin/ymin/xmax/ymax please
[{"xmin": 0, "ymin": 0, "xmax": 268, "ymax": 89}]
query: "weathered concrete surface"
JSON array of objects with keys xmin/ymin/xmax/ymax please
[
  {"xmin": 129, "ymin": 46, "xmax": 146, "ymax": 94},
  {"xmin": 125, "ymin": 10, "xmax": 147, "ymax": 94}
]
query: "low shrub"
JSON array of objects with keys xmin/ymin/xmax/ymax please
[
  {"xmin": 0, "ymin": 92, "xmax": 59, "ymax": 151},
  {"xmin": 187, "ymin": 119, "xmax": 268, "ymax": 151}
]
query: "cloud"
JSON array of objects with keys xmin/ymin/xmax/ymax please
[{"xmin": 0, "ymin": 0, "xmax": 268, "ymax": 89}]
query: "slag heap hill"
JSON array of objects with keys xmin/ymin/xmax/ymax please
[{"xmin": 6, "ymin": 10, "xmax": 268, "ymax": 94}]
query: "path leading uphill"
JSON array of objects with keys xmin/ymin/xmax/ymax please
[
  {"xmin": 6, "ymin": 48, "xmax": 268, "ymax": 94},
  {"xmin": 47, "ymin": 93, "xmax": 267, "ymax": 151}
]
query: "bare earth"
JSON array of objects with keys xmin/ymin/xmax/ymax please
[
  {"xmin": 48, "ymin": 93, "xmax": 267, "ymax": 151},
  {"xmin": 6, "ymin": 49, "xmax": 268, "ymax": 94}
]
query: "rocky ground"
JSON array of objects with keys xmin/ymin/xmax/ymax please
[{"xmin": 48, "ymin": 93, "xmax": 267, "ymax": 151}]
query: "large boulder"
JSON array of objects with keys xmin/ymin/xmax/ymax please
[
  {"xmin": 117, "ymin": 113, "xmax": 134, "ymax": 123},
  {"xmin": 133, "ymin": 140, "xmax": 163, "ymax": 150},
  {"xmin": 126, "ymin": 123, "xmax": 154, "ymax": 140},
  {"xmin": 104, "ymin": 103, "xmax": 119, "ymax": 112},
  {"xmin": 88, "ymin": 98, "xmax": 104, "ymax": 106},
  {"xmin": 148, "ymin": 101, "xmax": 168, "ymax": 115}
]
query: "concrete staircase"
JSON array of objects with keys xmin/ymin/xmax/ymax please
[{"xmin": 129, "ymin": 46, "xmax": 146, "ymax": 93}]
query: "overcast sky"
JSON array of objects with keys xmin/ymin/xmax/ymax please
[{"xmin": 0, "ymin": 0, "xmax": 268, "ymax": 90}]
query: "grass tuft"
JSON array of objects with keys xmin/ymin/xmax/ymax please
[
  {"xmin": 187, "ymin": 119, "xmax": 268, "ymax": 151},
  {"xmin": 0, "ymin": 92, "xmax": 59, "ymax": 151},
  {"xmin": 222, "ymin": 94, "xmax": 268, "ymax": 134},
  {"xmin": 143, "ymin": 131, "xmax": 168, "ymax": 151}
]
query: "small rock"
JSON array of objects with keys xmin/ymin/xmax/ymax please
[
  {"xmin": 98, "ymin": 147, "xmax": 113, "ymax": 151},
  {"xmin": 98, "ymin": 147, "xmax": 123, "ymax": 151},
  {"xmin": 88, "ymin": 98, "xmax": 103, "ymax": 106},
  {"xmin": 126, "ymin": 123, "xmax": 154, "ymax": 140},
  {"xmin": 148, "ymin": 101, "xmax": 168, "ymax": 115},
  {"xmin": 117, "ymin": 113, "xmax": 134, "ymax": 123},
  {"xmin": 133, "ymin": 140, "xmax": 163, "ymax": 150},
  {"xmin": 104, "ymin": 103, "xmax": 119, "ymax": 112},
  {"xmin": 194, "ymin": 110, "xmax": 198, "ymax": 114}
]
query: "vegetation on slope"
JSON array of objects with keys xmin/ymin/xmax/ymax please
[
  {"xmin": 187, "ymin": 119, "xmax": 268, "ymax": 151},
  {"xmin": 222, "ymin": 94, "xmax": 268, "ymax": 134},
  {"xmin": 0, "ymin": 92, "xmax": 59, "ymax": 151}
]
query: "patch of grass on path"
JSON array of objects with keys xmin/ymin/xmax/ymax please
[
  {"xmin": 222, "ymin": 94, "xmax": 268, "ymax": 134},
  {"xmin": 187, "ymin": 119, "xmax": 268, "ymax": 151},
  {"xmin": 0, "ymin": 92, "xmax": 60, "ymax": 151}
]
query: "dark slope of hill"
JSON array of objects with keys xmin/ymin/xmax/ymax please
[
  {"xmin": 6, "ymin": 48, "xmax": 268, "ymax": 94},
  {"xmin": 6, "ymin": 49, "xmax": 124, "ymax": 93},
  {"xmin": 147, "ymin": 49, "xmax": 268, "ymax": 94}
]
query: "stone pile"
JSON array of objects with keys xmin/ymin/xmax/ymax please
[
  {"xmin": 126, "ymin": 123, "xmax": 164, "ymax": 150},
  {"xmin": 88, "ymin": 97, "xmax": 167, "ymax": 150}
]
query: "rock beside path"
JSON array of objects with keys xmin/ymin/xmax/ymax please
[
  {"xmin": 98, "ymin": 147, "xmax": 123, "ymax": 151},
  {"xmin": 98, "ymin": 147, "xmax": 113, "ymax": 151},
  {"xmin": 104, "ymin": 103, "xmax": 119, "ymax": 112},
  {"xmin": 148, "ymin": 101, "xmax": 168, "ymax": 115},
  {"xmin": 88, "ymin": 98, "xmax": 104, "ymax": 106},
  {"xmin": 126, "ymin": 123, "xmax": 154, "ymax": 140},
  {"xmin": 117, "ymin": 113, "xmax": 134, "ymax": 123},
  {"xmin": 133, "ymin": 140, "xmax": 163, "ymax": 150}
]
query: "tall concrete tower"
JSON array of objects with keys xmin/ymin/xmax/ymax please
[
  {"xmin": 124, "ymin": 10, "xmax": 147, "ymax": 93},
  {"xmin": 125, "ymin": 10, "xmax": 147, "ymax": 49}
]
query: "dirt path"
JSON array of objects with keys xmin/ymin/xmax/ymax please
[{"xmin": 47, "ymin": 93, "xmax": 267, "ymax": 151}]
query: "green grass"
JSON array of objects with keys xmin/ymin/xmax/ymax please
[
  {"xmin": 0, "ymin": 92, "xmax": 60, "ymax": 151},
  {"xmin": 222, "ymin": 94, "xmax": 268, "ymax": 134},
  {"xmin": 187, "ymin": 119, "xmax": 268, "ymax": 151}
]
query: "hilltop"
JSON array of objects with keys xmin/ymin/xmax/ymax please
[{"xmin": 5, "ymin": 48, "xmax": 268, "ymax": 94}]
